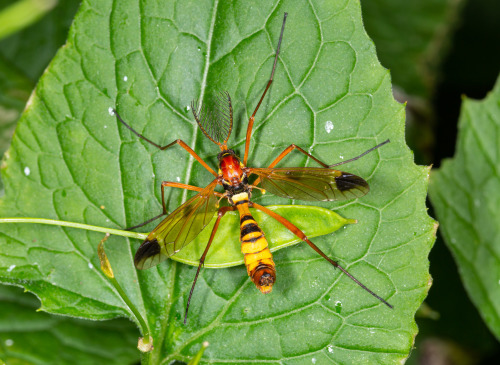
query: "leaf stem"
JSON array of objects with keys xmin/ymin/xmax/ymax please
[
  {"xmin": 112, "ymin": 275, "xmax": 152, "ymax": 347},
  {"xmin": 188, "ymin": 342, "xmax": 209, "ymax": 365},
  {"xmin": 0, "ymin": 218, "xmax": 148, "ymax": 240},
  {"xmin": 98, "ymin": 235, "xmax": 153, "ymax": 354}
]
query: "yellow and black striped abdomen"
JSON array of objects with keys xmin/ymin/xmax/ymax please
[{"xmin": 232, "ymin": 192, "xmax": 276, "ymax": 294}]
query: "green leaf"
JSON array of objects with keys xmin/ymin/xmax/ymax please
[
  {"xmin": 0, "ymin": 285, "xmax": 139, "ymax": 364},
  {"xmin": 173, "ymin": 205, "xmax": 355, "ymax": 268},
  {"xmin": 429, "ymin": 75, "xmax": 500, "ymax": 341},
  {"xmin": 0, "ymin": 0, "xmax": 435, "ymax": 363},
  {"xmin": 361, "ymin": 0, "xmax": 464, "ymax": 98}
]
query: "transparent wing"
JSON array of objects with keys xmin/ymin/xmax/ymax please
[
  {"xmin": 135, "ymin": 179, "xmax": 219, "ymax": 269},
  {"xmin": 249, "ymin": 167, "xmax": 369, "ymax": 202}
]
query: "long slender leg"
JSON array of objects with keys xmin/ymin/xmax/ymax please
[
  {"xmin": 250, "ymin": 202, "xmax": 393, "ymax": 308},
  {"xmin": 127, "ymin": 181, "xmax": 223, "ymax": 231},
  {"xmin": 253, "ymin": 140, "xmax": 390, "ymax": 185},
  {"xmin": 266, "ymin": 144, "xmax": 330, "ymax": 169},
  {"xmin": 268, "ymin": 140, "xmax": 391, "ymax": 169},
  {"xmin": 184, "ymin": 206, "xmax": 236, "ymax": 324},
  {"xmin": 254, "ymin": 140, "xmax": 390, "ymax": 184},
  {"xmin": 113, "ymin": 110, "xmax": 217, "ymax": 177},
  {"xmin": 126, "ymin": 213, "xmax": 165, "ymax": 231},
  {"xmin": 160, "ymin": 181, "xmax": 224, "ymax": 209},
  {"xmin": 329, "ymin": 139, "xmax": 390, "ymax": 167},
  {"xmin": 243, "ymin": 13, "xmax": 288, "ymax": 166}
]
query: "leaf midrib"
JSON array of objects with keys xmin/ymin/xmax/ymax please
[{"xmin": 158, "ymin": 1, "xmax": 220, "ymax": 363}]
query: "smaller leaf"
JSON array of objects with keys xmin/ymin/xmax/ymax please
[
  {"xmin": 429, "ymin": 75, "xmax": 500, "ymax": 340},
  {"xmin": 171, "ymin": 205, "xmax": 355, "ymax": 268}
]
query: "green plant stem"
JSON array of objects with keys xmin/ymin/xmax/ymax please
[
  {"xmin": 110, "ymin": 275, "xmax": 151, "ymax": 343},
  {"xmin": 0, "ymin": 218, "xmax": 147, "ymax": 240},
  {"xmin": 187, "ymin": 341, "xmax": 209, "ymax": 365}
]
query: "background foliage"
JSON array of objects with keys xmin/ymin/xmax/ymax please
[{"xmin": 0, "ymin": 0, "xmax": 498, "ymax": 364}]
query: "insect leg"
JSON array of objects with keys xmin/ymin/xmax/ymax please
[
  {"xmin": 253, "ymin": 140, "xmax": 390, "ymax": 185},
  {"xmin": 250, "ymin": 202, "xmax": 393, "ymax": 309},
  {"xmin": 267, "ymin": 140, "xmax": 391, "ymax": 169},
  {"xmin": 184, "ymin": 206, "xmax": 236, "ymax": 324},
  {"xmin": 265, "ymin": 144, "xmax": 331, "ymax": 169},
  {"xmin": 159, "ymin": 182, "xmax": 223, "ymax": 221},
  {"xmin": 127, "ymin": 181, "xmax": 222, "ymax": 230},
  {"xmin": 328, "ymin": 139, "xmax": 390, "ymax": 167},
  {"xmin": 126, "ymin": 213, "xmax": 165, "ymax": 231},
  {"xmin": 113, "ymin": 110, "xmax": 218, "ymax": 177},
  {"xmin": 243, "ymin": 13, "xmax": 287, "ymax": 165}
]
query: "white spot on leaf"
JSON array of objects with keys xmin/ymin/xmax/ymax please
[
  {"xmin": 24, "ymin": 167, "xmax": 30, "ymax": 176},
  {"xmin": 7, "ymin": 264, "xmax": 15, "ymax": 272},
  {"xmin": 325, "ymin": 120, "xmax": 334, "ymax": 133}
]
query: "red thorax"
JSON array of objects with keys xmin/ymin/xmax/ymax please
[{"xmin": 219, "ymin": 154, "xmax": 243, "ymax": 185}]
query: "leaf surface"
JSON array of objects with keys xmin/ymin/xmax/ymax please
[
  {"xmin": 0, "ymin": 0, "xmax": 435, "ymax": 363},
  {"xmin": 0, "ymin": 285, "xmax": 139, "ymax": 364},
  {"xmin": 429, "ymin": 75, "xmax": 500, "ymax": 341}
]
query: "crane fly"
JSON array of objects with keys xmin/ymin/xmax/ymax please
[{"xmin": 113, "ymin": 13, "xmax": 392, "ymax": 323}]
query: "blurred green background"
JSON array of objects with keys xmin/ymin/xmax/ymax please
[{"xmin": 0, "ymin": 0, "xmax": 499, "ymax": 364}]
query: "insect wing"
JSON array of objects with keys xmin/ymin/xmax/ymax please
[
  {"xmin": 249, "ymin": 167, "xmax": 369, "ymax": 201},
  {"xmin": 135, "ymin": 179, "xmax": 219, "ymax": 269}
]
